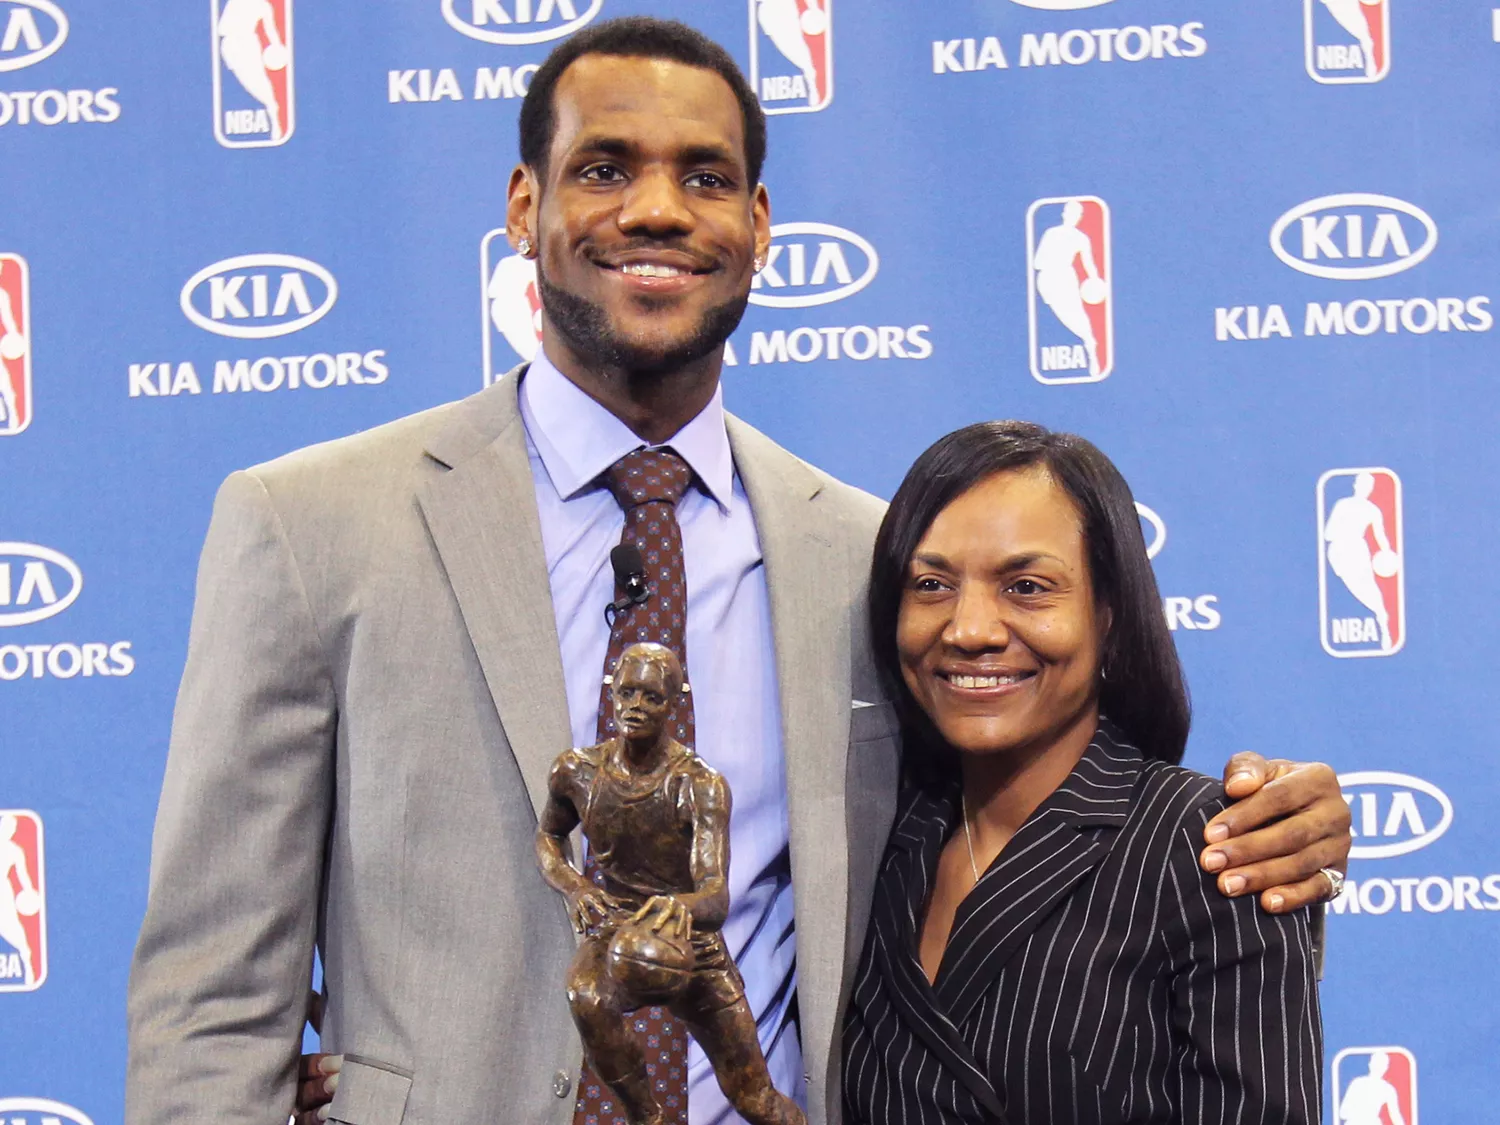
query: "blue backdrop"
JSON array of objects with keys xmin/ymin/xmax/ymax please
[{"xmin": 3, "ymin": 2, "xmax": 1495, "ymax": 1122}]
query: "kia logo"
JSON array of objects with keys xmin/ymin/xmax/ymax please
[
  {"xmin": 749, "ymin": 222, "xmax": 879, "ymax": 309},
  {"xmin": 440, "ymin": 0, "xmax": 602, "ymax": 45},
  {"xmin": 0, "ymin": 1, "xmax": 68, "ymax": 72},
  {"xmin": 0, "ymin": 543, "xmax": 81, "ymax": 627},
  {"xmin": 180, "ymin": 254, "xmax": 338, "ymax": 339},
  {"xmin": 1339, "ymin": 770, "xmax": 1453, "ymax": 859},
  {"xmin": 1269, "ymin": 194, "xmax": 1437, "ymax": 281},
  {"xmin": 0, "ymin": 1098, "xmax": 95, "ymax": 1125},
  {"xmin": 1008, "ymin": 0, "xmax": 1114, "ymax": 8},
  {"xmin": 1135, "ymin": 503, "xmax": 1166, "ymax": 560}
]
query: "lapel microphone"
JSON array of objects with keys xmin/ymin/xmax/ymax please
[{"xmin": 604, "ymin": 543, "xmax": 650, "ymax": 625}]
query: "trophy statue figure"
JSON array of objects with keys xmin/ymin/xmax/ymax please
[{"xmin": 536, "ymin": 642, "xmax": 806, "ymax": 1125}]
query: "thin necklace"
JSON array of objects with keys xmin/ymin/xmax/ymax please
[{"xmin": 961, "ymin": 791, "xmax": 980, "ymax": 886}]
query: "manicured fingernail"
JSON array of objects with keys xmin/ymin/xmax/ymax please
[
  {"xmin": 1268, "ymin": 893, "xmax": 1285, "ymax": 910},
  {"xmin": 319, "ymin": 1056, "xmax": 342, "ymax": 1075},
  {"xmin": 1228, "ymin": 771, "xmax": 1254, "ymax": 787},
  {"xmin": 1223, "ymin": 874, "xmax": 1247, "ymax": 894},
  {"xmin": 1205, "ymin": 824, "xmax": 1229, "ymax": 843},
  {"xmin": 1202, "ymin": 850, "xmax": 1226, "ymax": 872},
  {"xmin": 317, "ymin": 1106, "xmax": 330, "ymax": 1121},
  {"xmin": 324, "ymin": 1073, "xmax": 340, "ymax": 1095}
]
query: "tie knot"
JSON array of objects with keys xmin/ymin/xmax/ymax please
[{"xmin": 603, "ymin": 447, "xmax": 693, "ymax": 509}]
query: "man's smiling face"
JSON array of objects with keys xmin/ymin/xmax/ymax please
[{"xmin": 519, "ymin": 54, "xmax": 771, "ymax": 375}]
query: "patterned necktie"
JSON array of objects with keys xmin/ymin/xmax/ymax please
[{"xmin": 574, "ymin": 447, "xmax": 694, "ymax": 1125}]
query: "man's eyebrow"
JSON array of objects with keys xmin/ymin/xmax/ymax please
[
  {"xmin": 567, "ymin": 136, "xmax": 740, "ymax": 168},
  {"xmin": 679, "ymin": 142, "xmax": 739, "ymax": 167},
  {"xmin": 571, "ymin": 135, "xmax": 635, "ymax": 159}
]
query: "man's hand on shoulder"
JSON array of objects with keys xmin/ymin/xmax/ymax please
[
  {"xmin": 296, "ymin": 1053, "xmax": 340, "ymax": 1124},
  {"xmin": 1199, "ymin": 752, "xmax": 1352, "ymax": 913},
  {"xmin": 294, "ymin": 989, "xmax": 339, "ymax": 1123}
]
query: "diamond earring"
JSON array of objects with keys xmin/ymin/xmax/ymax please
[{"xmin": 517, "ymin": 237, "xmax": 532, "ymax": 257}]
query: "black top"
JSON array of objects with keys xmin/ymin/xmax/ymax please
[{"xmin": 842, "ymin": 722, "xmax": 1322, "ymax": 1124}]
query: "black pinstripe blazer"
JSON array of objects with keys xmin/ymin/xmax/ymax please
[{"xmin": 842, "ymin": 724, "xmax": 1322, "ymax": 1125}]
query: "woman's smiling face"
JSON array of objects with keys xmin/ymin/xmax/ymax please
[{"xmin": 896, "ymin": 466, "xmax": 1106, "ymax": 762}]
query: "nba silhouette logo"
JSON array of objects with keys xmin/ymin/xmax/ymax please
[
  {"xmin": 1318, "ymin": 467, "xmax": 1404, "ymax": 657},
  {"xmin": 749, "ymin": 0, "xmax": 832, "ymax": 116},
  {"xmin": 212, "ymin": 0, "xmax": 294, "ymax": 148},
  {"xmin": 1305, "ymin": 0, "xmax": 1389, "ymax": 84},
  {"xmin": 1332, "ymin": 1046, "xmax": 1416, "ymax": 1125},
  {"xmin": 0, "ymin": 810, "xmax": 45, "ymax": 992},
  {"xmin": 480, "ymin": 228, "xmax": 542, "ymax": 387},
  {"xmin": 0, "ymin": 254, "xmax": 31, "ymax": 436},
  {"xmin": 1026, "ymin": 196, "xmax": 1112, "ymax": 385}
]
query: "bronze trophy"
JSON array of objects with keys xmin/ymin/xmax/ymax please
[{"xmin": 536, "ymin": 642, "xmax": 806, "ymax": 1125}]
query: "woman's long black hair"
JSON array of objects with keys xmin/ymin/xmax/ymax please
[{"xmin": 868, "ymin": 421, "xmax": 1191, "ymax": 788}]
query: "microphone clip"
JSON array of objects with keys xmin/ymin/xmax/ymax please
[
  {"xmin": 604, "ymin": 543, "xmax": 651, "ymax": 627},
  {"xmin": 604, "ymin": 578, "xmax": 649, "ymax": 626}
]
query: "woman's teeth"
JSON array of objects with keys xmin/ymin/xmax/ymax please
[{"xmin": 947, "ymin": 672, "xmax": 1028, "ymax": 689}]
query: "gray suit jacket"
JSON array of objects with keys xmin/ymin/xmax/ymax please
[{"xmin": 126, "ymin": 368, "xmax": 901, "ymax": 1125}]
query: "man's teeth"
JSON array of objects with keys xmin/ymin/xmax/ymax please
[
  {"xmin": 621, "ymin": 262, "xmax": 686, "ymax": 277},
  {"xmin": 947, "ymin": 673, "xmax": 1028, "ymax": 689}
]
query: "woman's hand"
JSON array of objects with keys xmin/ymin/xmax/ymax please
[{"xmin": 1200, "ymin": 753, "xmax": 1352, "ymax": 912}]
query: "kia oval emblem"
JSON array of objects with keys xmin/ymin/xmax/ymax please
[
  {"xmin": 0, "ymin": 0, "xmax": 69, "ymax": 72},
  {"xmin": 1269, "ymin": 194, "xmax": 1437, "ymax": 281},
  {"xmin": 179, "ymin": 254, "xmax": 338, "ymax": 339},
  {"xmin": 749, "ymin": 222, "xmax": 879, "ymax": 309},
  {"xmin": 0, "ymin": 542, "xmax": 83, "ymax": 627},
  {"xmin": 440, "ymin": 0, "xmax": 603, "ymax": 46}
]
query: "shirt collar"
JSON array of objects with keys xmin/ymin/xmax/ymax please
[
  {"xmin": 519, "ymin": 347, "xmax": 735, "ymax": 510},
  {"xmin": 890, "ymin": 717, "xmax": 1146, "ymax": 857}
]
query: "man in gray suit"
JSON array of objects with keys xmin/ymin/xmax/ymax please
[{"xmin": 127, "ymin": 18, "xmax": 1351, "ymax": 1125}]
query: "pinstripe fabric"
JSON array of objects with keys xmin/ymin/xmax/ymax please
[{"xmin": 842, "ymin": 723, "xmax": 1322, "ymax": 1125}]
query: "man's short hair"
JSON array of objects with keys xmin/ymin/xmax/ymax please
[{"xmin": 519, "ymin": 16, "xmax": 768, "ymax": 186}]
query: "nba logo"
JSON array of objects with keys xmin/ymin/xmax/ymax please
[
  {"xmin": 0, "ymin": 810, "xmax": 45, "ymax": 992},
  {"xmin": 1318, "ymin": 467, "xmax": 1404, "ymax": 657},
  {"xmin": 0, "ymin": 253, "xmax": 31, "ymax": 436},
  {"xmin": 749, "ymin": 0, "xmax": 832, "ymax": 116},
  {"xmin": 212, "ymin": 0, "xmax": 294, "ymax": 147},
  {"xmin": 480, "ymin": 228, "xmax": 542, "ymax": 387},
  {"xmin": 1305, "ymin": 0, "xmax": 1389, "ymax": 84},
  {"xmin": 1026, "ymin": 196, "xmax": 1112, "ymax": 385},
  {"xmin": 1332, "ymin": 1046, "xmax": 1417, "ymax": 1125}
]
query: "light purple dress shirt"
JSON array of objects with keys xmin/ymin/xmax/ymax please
[{"xmin": 519, "ymin": 351, "xmax": 805, "ymax": 1124}]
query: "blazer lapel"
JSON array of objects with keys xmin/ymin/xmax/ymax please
[
  {"xmin": 934, "ymin": 731, "xmax": 1142, "ymax": 1027},
  {"xmin": 871, "ymin": 795, "xmax": 1011, "ymax": 1122},
  {"xmin": 415, "ymin": 366, "xmax": 572, "ymax": 821},
  {"xmin": 725, "ymin": 415, "xmax": 851, "ymax": 1096}
]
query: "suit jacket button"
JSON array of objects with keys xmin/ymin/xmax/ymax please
[{"xmin": 552, "ymin": 1071, "xmax": 572, "ymax": 1098}]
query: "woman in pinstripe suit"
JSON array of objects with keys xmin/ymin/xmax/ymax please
[{"xmin": 842, "ymin": 422, "xmax": 1322, "ymax": 1125}]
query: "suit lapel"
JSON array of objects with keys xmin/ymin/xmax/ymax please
[
  {"xmin": 934, "ymin": 731, "xmax": 1142, "ymax": 1026},
  {"xmin": 415, "ymin": 367, "xmax": 572, "ymax": 821},
  {"xmin": 725, "ymin": 416, "xmax": 851, "ymax": 1094},
  {"xmin": 871, "ymin": 796, "xmax": 1010, "ymax": 1122}
]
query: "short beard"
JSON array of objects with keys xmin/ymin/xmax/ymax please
[{"xmin": 536, "ymin": 260, "xmax": 749, "ymax": 378}]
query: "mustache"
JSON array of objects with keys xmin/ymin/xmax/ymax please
[{"xmin": 585, "ymin": 240, "xmax": 721, "ymax": 272}]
